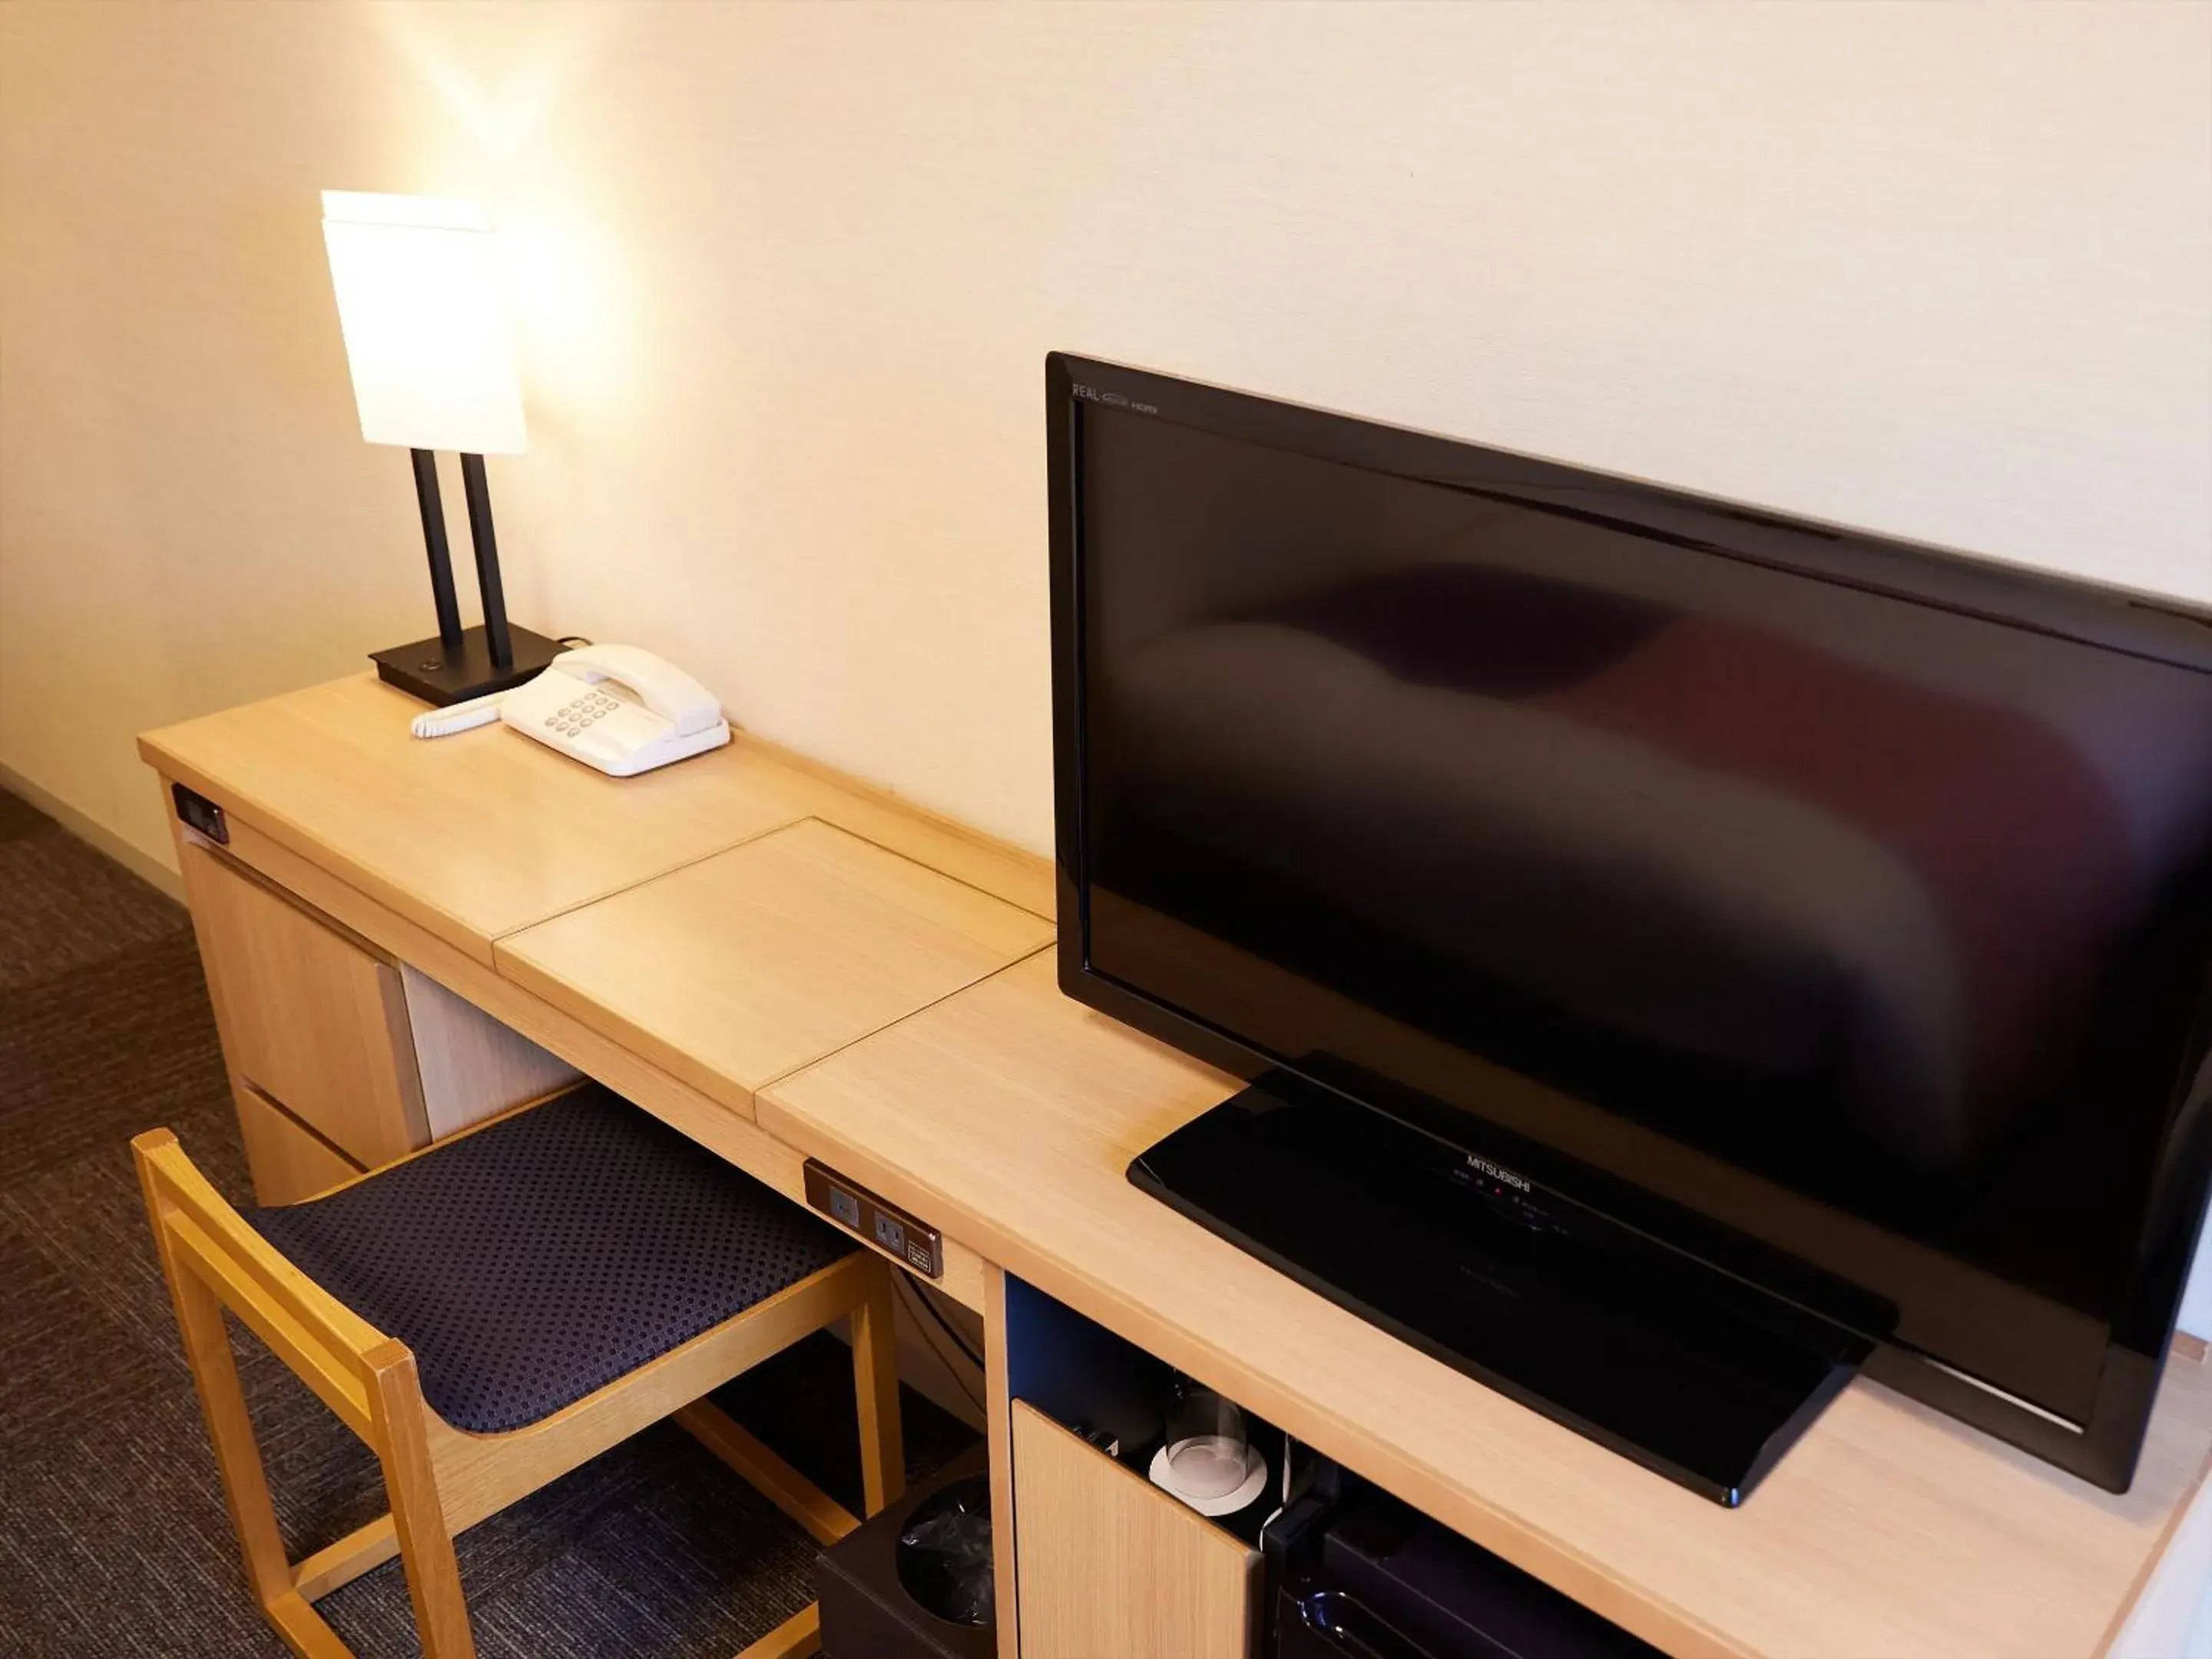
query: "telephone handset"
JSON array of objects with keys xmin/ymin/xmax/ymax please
[
  {"xmin": 501, "ymin": 644, "xmax": 731, "ymax": 775},
  {"xmin": 409, "ymin": 644, "xmax": 731, "ymax": 777}
]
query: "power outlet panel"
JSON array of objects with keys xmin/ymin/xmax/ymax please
[{"xmin": 803, "ymin": 1158, "xmax": 944, "ymax": 1280}]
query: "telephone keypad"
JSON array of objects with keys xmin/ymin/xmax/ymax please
[{"xmin": 548, "ymin": 691, "xmax": 620, "ymax": 738}]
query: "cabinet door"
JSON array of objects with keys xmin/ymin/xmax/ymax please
[
  {"xmin": 1012, "ymin": 1401, "xmax": 1257, "ymax": 1659},
  {"xmin": 180, "ymin": 843, "xmax": 428, "ymax": 1170},
  {"xmin": 234, "ymin": 1082, "xmax": 364, "ymax": 1206}
]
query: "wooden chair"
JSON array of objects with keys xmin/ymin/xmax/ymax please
[{"xmin": 133, "ymin": 1082, "xmax": 904, "ymax": 1659}]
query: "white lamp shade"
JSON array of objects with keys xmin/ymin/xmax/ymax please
[{"xmin": 323, "ymin": 191, "xmax": 527, "ymax": 455}]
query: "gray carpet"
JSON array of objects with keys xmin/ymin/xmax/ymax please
[{"xmin": 0, "ymin": 786, "xmax": 975, "ymax": 1656}]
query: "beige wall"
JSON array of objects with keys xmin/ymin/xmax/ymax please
[{"xmin": 3, "ymin": 2, "xmax": 2207, "ymax": 869}]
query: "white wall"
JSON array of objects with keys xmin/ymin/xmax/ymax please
[{"xmin": 3, "ymin": 2, "xmax": 2207, "ymax": 869}]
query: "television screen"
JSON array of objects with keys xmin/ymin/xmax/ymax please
[{"xmin": 1049, "ymin": 354, "xmax": 2212, "ymax": 1491}]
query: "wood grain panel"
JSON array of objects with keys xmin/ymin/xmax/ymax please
[
  {"xmin": 400, "ymin": 965, "xmax": 580, "ymax": 1140},
  {"xmin": 1012, "ymin": 1402, "xmax": 1257, "ymax": 1659},
  {"xmin": 180, "ymin": 840, "xmax": 426, "ymax": 1167},
  {"xmin": 142, "ymin": 675, "xmax": 817, "ymax": 962},
  {"xmin": 232, "ymin": 1082, "xmax": 364, "ymax": 1206},
  {"xmin": 762, "ymin": 954, "xmax": 2212, "ymax": 1659},
  {"xmin": 495, "ymin": 819, "xmax": 1052, "ymax": 1114}
]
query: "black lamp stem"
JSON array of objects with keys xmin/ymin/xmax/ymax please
[
  {"xmin": 409, "ymin": 449, "xmax": 464, "ymax": 651},
  {"xmin": 459, "ymin": 452, "xmax": 513, "ymax": 671}
]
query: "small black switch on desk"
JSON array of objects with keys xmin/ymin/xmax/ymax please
[{"xmin": 173, "ymin": 783, "xmax": 228, "ymax": 845}]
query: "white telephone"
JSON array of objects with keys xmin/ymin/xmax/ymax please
[{"xmin": 410, "ymin": 644, "xmax": 731, "ymax": 777}]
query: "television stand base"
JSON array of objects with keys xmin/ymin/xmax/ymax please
[{"xmin": 1129, "ymin": 1078, "xmax": 1870, "ymax": 1506}]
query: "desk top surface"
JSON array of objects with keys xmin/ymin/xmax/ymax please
[
  {"xmin": 141, "ymin": 674, "xmax": 2212, "ymax": 1658},
  {"xmin": 141, "ymin": 675, "xmax": 1051, "ymax": 965},
  {"xmin": 497, "ymin": 816, "xmax": 1054, "ymax": 1114}
]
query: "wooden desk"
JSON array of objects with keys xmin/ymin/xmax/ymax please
[
  {"xmin": 141, "ymin": 674, "xmax": 2212, "ymax": 1659},
  {"xmin": 762, "ymin": 953, "xmax": 2212, "ymax": 1657}
]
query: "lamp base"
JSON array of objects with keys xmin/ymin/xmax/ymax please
[{"xmin": 370, "ymin": 624, "xmax": 568, "ymax": 706}]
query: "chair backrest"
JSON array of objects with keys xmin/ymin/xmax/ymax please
[{"xmin": 133, "ymin": 1128, "xmax": 396, "ymax": 1437}]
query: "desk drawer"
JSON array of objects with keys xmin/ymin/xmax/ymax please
[
  {"xmin": 181, "ymin": 843, "xmax": 428, "ymax": 1170},
  {"xmin": 234, "ymin": 1081, "xmax": 366, "ymax": 1205}
]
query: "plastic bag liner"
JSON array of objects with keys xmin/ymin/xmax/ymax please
[{"xmin": 896, "ymin": 1475, "xmax": 995, "ymax": 1628}]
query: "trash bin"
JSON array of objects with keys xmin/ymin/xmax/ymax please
[{"xmin": 816, "ymin": 1444, "xmax": 996, "ymax": 1659}]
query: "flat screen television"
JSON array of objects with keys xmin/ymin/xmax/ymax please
[{"xmin": 1047, "ymin": 352, "xmax": 2212, "ymax": 1502}]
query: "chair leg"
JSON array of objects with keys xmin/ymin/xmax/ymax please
[
  {"xmin": 738, "ymin": 1603, "xmax": 823, "ymax": 1657},
  {"xmin": 851, "ymin": 1265, "xmax": 906, "ymax": 1516},
  {"xmin": 163, "ymin": 1251, "xmax": 300, "ymax": 1617},
  {"xmin": 139, "ymin": 1141, "xmax": 356, "ymax": 1654},
  {"xmin": 368, "ymin": 1342, "xmax": 477, "ymax": 1659}
]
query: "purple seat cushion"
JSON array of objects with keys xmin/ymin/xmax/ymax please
[{"xmin": 246, "ymin": 1084, "xmax": 856, "ymax": 1434}]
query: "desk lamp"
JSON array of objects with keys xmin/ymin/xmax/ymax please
[{"xmin": 323, "ymin": 190, "xmax": 564, "ymax": 705}]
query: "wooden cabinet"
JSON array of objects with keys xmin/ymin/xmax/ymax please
[
  {"xmin": 182, "ymin": 840, "xmax": 428, "ymax": 1167},
  {"xmin": 177, "ymin": 837, "xmax": 578, "ymax": 1200},
  {"xmin": 233, "ymin": 1081, "xmax": 363, "ymax": 1204},
  {"xmin": 1012, "ymin": 1402, "xmax": 1257, "ymax": 1659}
]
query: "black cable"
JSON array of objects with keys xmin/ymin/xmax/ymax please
[
  {"xmin": 896, "ymin": 1272, "xmax": 986, "ymax": 1412},
  {"xmin": 906, "ymin": 1274, "xmax": 985, "ymax": 1370},
  {"xmin": 900, "ymin": 1270, "xmax": 986, "ymax": 1375},
  {"xmin": 899, "ymin": 1277, "xmax": 985, "ymax": 1414}
]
